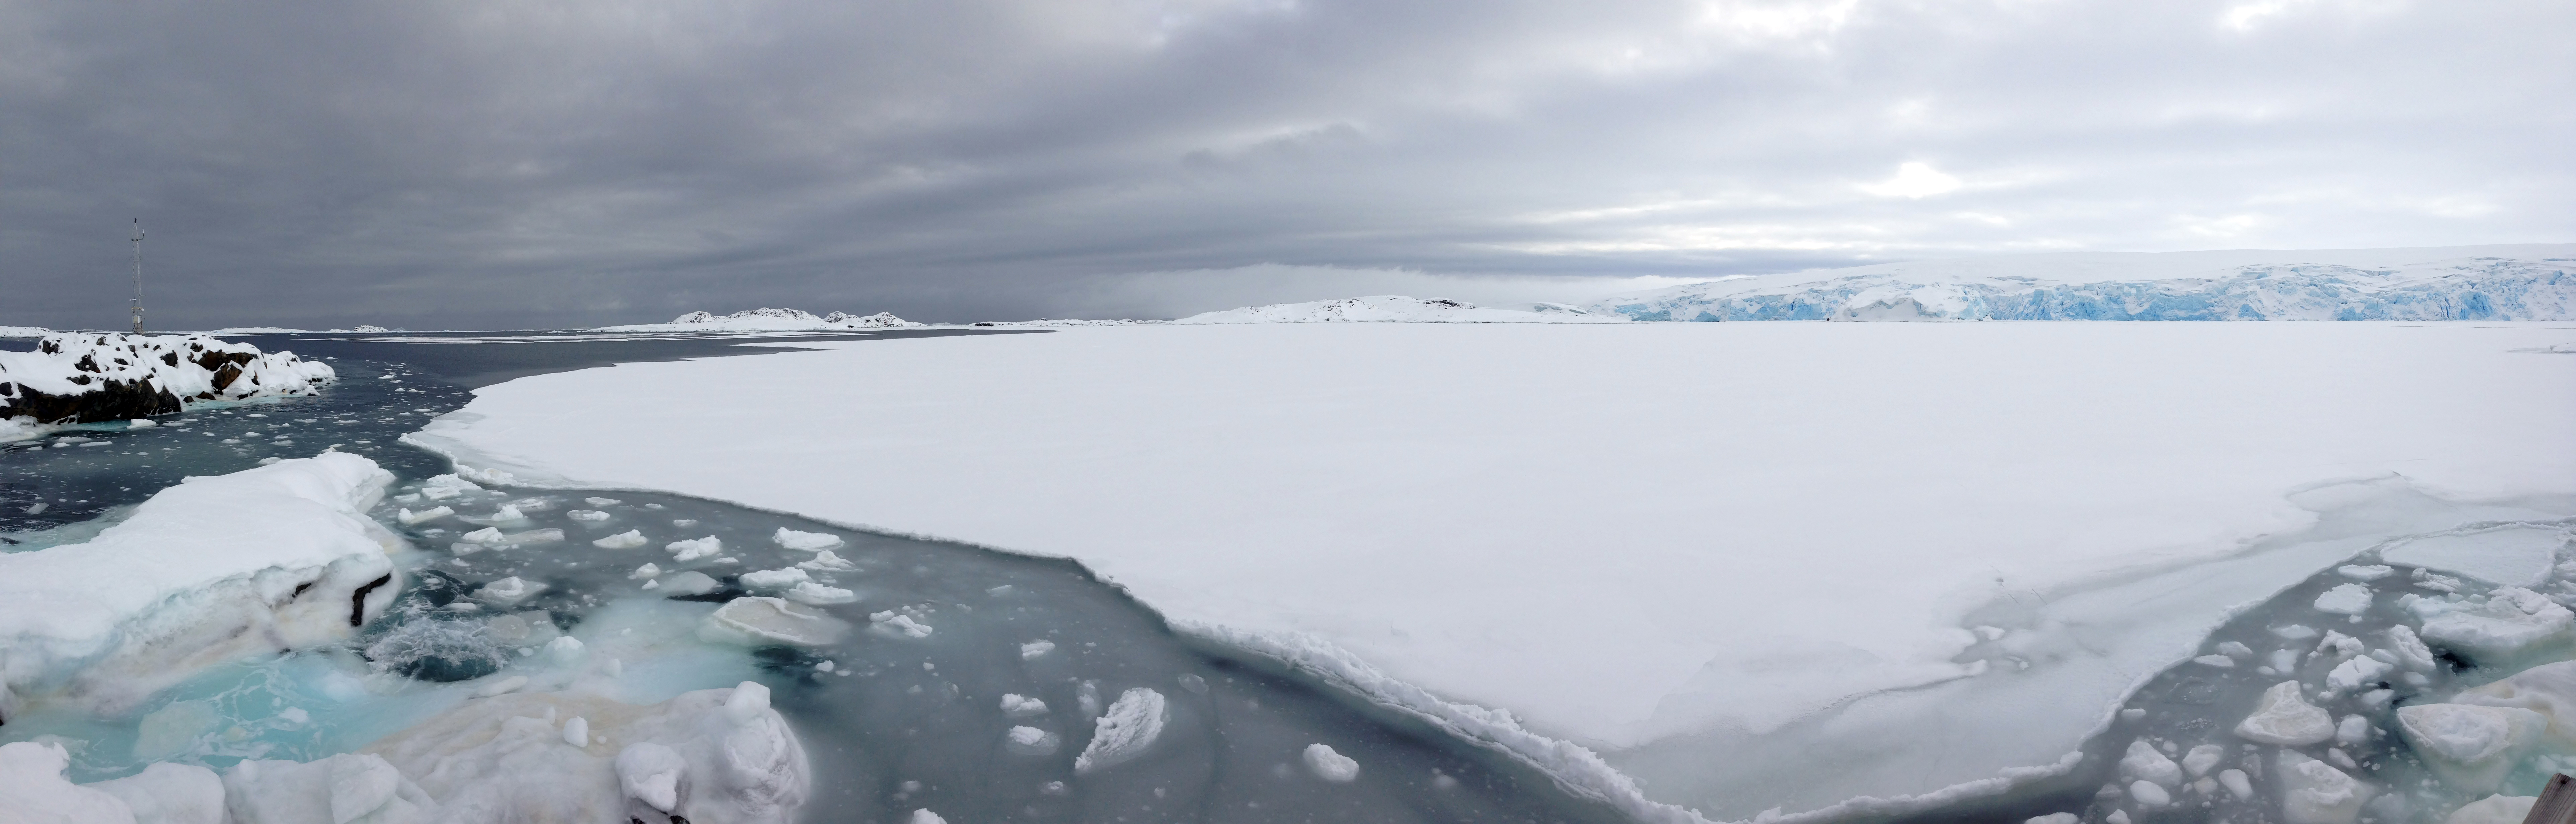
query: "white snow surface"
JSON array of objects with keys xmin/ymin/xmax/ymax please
[
  {"xmin": 403, "ymin": 322, "xmax": 2576, "ymax": 819},
  {"xmin": 595, "ymin": 308, "xmax": 918, "ymax": 332},
  {"xmin": 0, "ymin": 454, "xmax": 403, "ymax": 718},
  {"xmin": 1174, "ymin": 295, "xmax": 1625, "ymax": 324},
  {"xmin": 1587, "ymin": 245, "xmax": 2576, "ymax": 322}
]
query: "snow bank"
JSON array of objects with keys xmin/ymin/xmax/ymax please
[
  {"xmin": 1589, "ymin": 245, "xmax": 2576, "ymax": 321},
  {"xmin": 402, "ymin": 322, "xmax": 2576, "ymax": 818},
  {"xmin": 0, "ymin": 453, "xmax": 403, "ymax": 718},
  {"xmin": 0, "ymin": 332, "xmax": 335, "ymax": 434},
  {"xmin": 1174, "ymin": 295, "xmax": 1625, "ymax": 324},
  {"xmin": 595, "ymin": 308, "xmax": 918, "ymax": 332}
]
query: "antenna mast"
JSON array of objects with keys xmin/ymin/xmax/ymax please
[{"xmin": 130, "ymin": 219, "xmax": 145, "ymax": 334}]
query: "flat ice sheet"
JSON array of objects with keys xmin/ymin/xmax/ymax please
[{"xmin": 407, "ymin": 322, "xmax": 2576, "ymax": 816}]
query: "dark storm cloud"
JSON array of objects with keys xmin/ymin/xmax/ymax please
[{"xmin": 0, "ymin": 0, "xmax": 2566, "ymax": 329}]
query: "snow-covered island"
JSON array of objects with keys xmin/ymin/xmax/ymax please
[
  {"xmin": 1175, "ymin": 295, "xmax": 1624, "ymax": 324},
  {"xmin": 594, "ymin": 308, "xmax": 919, "ymax": 332},
  {"xmin": 1, "ymin": 333, "xmax": 335, "ymax": 441}
]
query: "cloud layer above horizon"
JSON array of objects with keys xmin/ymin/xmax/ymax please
[{"xmin": 0, "ymin": 0, "xmax": 2566, "ymax": 328}]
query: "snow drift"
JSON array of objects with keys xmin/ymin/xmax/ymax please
[
  {"xmin": 595, "ymin": 308, "xmax": 918, "ymax": 332},
  {"xmin": 0, "ymin": 452, "xmax": 404, "ymax": 720},
  {"xmin": 1590, "ymin": 246, "xmax": 2576, "ymax": 322},
  {"xmin": 0, "ymin": 332, "xmax": 335, "ymax": 437},
  {"xmin": 1174, "ymin": 296, "xmax": 1626, "ymax": 324}
]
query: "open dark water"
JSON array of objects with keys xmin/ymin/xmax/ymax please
[{"xmin": 1, "ymin": 330, "xmax": 1631, "ymax": 824}]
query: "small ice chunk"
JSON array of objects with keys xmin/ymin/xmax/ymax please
[
  {"xmin": 615, "ymin": 743, "xmax": 686, "ymax": 812},
  {"xmin": 2180, "ymin": 744, "xmax": 2224, "ymax": 778},
  {"xmin": 584, "ymin": 497, "xmax": 621, "ymax": 506},
  {"xmin": 476, "ymin": 577, "xmax": 544, "ymax": 606},
  {"xmin": 1003, "ymin": 726, "xmax": 1061, "ymax": 756},
  {"xmin": 483, "ymin": 504, "xmax": 526, "ymax": 522},
  {"xmin": 2337, "ymin": 564, "xmax": 2394, "ymax": 581},
  {"xmin": 420, "ymin": 474, "xmax": 484, "ymax": 501},
  {"xmin": 660, "ymin": 571, "xmax": 720, "ymax": 596},
  {"xmin": 460, "ymin": 527, "xmax": 506, "ymax": 544},
  {"xmin": 2388, "ymin": 625, "xmax": 2439, "ymax": 671},
  {"xmin": 2314, "ymin": 583, "xmax": 2373, "ymax": 616},
  {"xmin": 592, "ymin": 530, "xmax": 647, "ymax": 550},
  {"xmin": 2270, "ymin": 648, "xmax": 2302, "ymax": 672},
  {"xmin": 219, "ymin": 754, "xmax": 431, "ymax": 824},
  {"xmin": 2217, "ymin": 768, "xmax": 2252, "ymax": 800},
  {"xmin": 699, "ymin": 597, "xmax": 851, "ymax": 646},
  {"xmin": 630, "ymin": 563, "xmax": 661, "ymax": 580},
  {"xmin": 1303, "ymin": 743, "xmax": 1360, "ymax": 782},
  {"xmin": 545, "ymin": 636, "xmax": 585, "ymax": 666},
  {"xmin": 398, "ymin": 506, "xmax": 454, "ymax": 525},
  {"xmin": 563, "ymin": 716, "xmax": 589, "ymax": 747},
  {"xmin": 500, "ymin": 528, "xmax": 563, "ymax": 545},
  {"xmin": 567, "ymin": 510, "xmax": 610, "ymax": 522},
  {"xmin": 797, "ymin": 550, "xmax": 857, "ymax": 571},
  {"xmin": 1001, "ymin": 693, "xmax": 1048, "ymax": 718},
  {"xmin": 2276, "ymin": 751, "xmax": 2372, "ymax": 824},
  {"xmin": 2317, "ymin": 631, "xmax": 2363, "ymax": 658},
  {"xmin": 2271, "ymin": 624, "xmax": 2321, "ymax": 641},
  {"xmin": 666, "ymin": 536, "xmax": 723, "ymax": 561},
  {"xmin": 1021, "ymin": 640, "xmax": 1056, "ymax": 659},
  {"xmin": 2325, "ymin": 656, "xmax": 2392, "ymax": 695},
  {"xmin": 784, "ymin": 581, "xmax": 857, "ymax": 605},
  {"xmin": 2395, "ymin": 704, "xmax": 2547, "ymax": 794},
  {"xmin": 2119, "ymin": 740, "xmax": 2182, "ymax": 787},
  {"xmin": 86, "ymin": 761, "xmax": 226, "ymax": 824},
  {"xmin": 2336, "ymin": 715, "xmax": 2371, "ymax": 745},
  {"xmin": 910, "ymin": 811, "xmax": 947, "ymax": 824},
  {"xmin": 2127, "ymin": 780, "xmax": 2170, "ymax": 809},
  {"xmin": 2216, "ymin": 641, "xmax": 2252, "ymax": 657},
  {"xmin": 2025, "ymin": 816, "xmax": 2077, "ymax": 824},
  {"xmin": 2193, "ymin": 655, "xmax": 2235, "ymax": 668},
  {"xmin": 278, "ymin": 707, "xmax": 310, "ymax": 725},
  {"xmin": 740, "ymin": 567, "xmax": 811, "ymax": 590},
  {"xmin": 772, "ymin": 527, "xmax": 844, "ymax": 551},
  {"xmin": 2451, "ymin": 661, "xmax": 2576, "ymax": 749},
  {"xmin": 2236, "ymin": 680, "xmax": 2336, "ymax": 746},
  {"xmin": 127, "ymin": 418, "xmax": 158, "ymax": 429},
  {"xmin": 2105, "ymin": 812, "xmax": 2130, "ymax": 824},
  {"xmin": 474, "ymin": 675, "xmax": 530, "ymax": 697},
  {"xmin": 1073, "ymin": 688, "xmax": 1168, "ymax": 774},
  {"xmin": 870, "ymin": 610, "xmax": 933, "ymax": 638}
]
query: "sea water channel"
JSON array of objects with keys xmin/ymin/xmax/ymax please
[{"xmin": 1, "ymin": 330, "xmax": 1631, "ymax": 824}]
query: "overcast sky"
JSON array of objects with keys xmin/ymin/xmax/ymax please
[{"xmin": 1, "ymin": 0, "xmax": 2566, "ymax": 329}]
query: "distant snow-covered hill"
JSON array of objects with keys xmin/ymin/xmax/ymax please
[
  {"xmin": 595, "ymin": 308, "xmax": 918, "ymax": 332},
  {"xmin": 1175, "ymin": 296, "xmax": 1625, "ymax": 324},
  {"xmin": 1586, "ymin": 245, "xmax": 2576, "ymax": 321}
]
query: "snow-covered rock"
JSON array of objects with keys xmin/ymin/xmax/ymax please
[
  {"xmin": 0, "ymin": 333, "xmax": 333, "ymax": 433},
  {"xmin": 361, "ymin": 683, "xmax": 807, "ymax": 824},
  {"xmin": 1586, "ymin": 247, "xmax": 2576, "ymax": 322},
  {"xmin": 2410, "ymin": 587, "xmax": 2575, "ymax": 664},
  {"xmin": 2235, "ymin": 681, "xmax": 2337, "ymax": 746},
  {"xmin": 1173, "ymin": 295, "xmax": 1627, "ymax": 324},
  {"xmin": 2394, "ymin": 704, "xmax": 2547, "ymax": 794},
  {"xmin": 1073, "ymin": 688, "xmax": 1168, "ymax": 774},
  {"xmin": 595, "ymin": 308, "xmax": 920, "ymax": 332},
  {"xmin": 0, "ymin": 454, "xmax": 402, "ymax": 717}
]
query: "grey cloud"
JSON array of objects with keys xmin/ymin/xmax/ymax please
[{"xmin": 0, "ymin": 0, "xmax": 2564, "ymax": 329}]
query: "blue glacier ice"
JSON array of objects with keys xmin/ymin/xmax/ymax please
[{"xmin": 1587, "ymin": 249, "xmax": 2576, "ymax": 322}]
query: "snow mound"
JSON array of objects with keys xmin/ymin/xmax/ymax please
[
  {"xmin": 1174, "ymin": 295, "xmax": 1627, "ymax": 324},
  {"xmin": 1588, "ymin": 247, "xmax": 2576, "ymax": 321},
  {"xmin": 0, "ymin": 454, "xmax": 402, "ymax": 718},
  {"xmin": 595, "ymin": 308, "xmax": 919, "ymax": 332},
  {"xmin": 0, "ymin": 332, "xmax": 335, "ymax": 434}
]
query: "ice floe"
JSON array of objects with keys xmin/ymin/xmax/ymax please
[{"xmin": 1073, "ymin": 688, "xmax": 1167, "ymax": 775}]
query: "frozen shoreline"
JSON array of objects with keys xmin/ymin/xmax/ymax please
[{"xmin": 402, "ymin": 321, "xmax": 2576, "ymax": 819}]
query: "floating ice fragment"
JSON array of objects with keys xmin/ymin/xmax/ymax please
[
  {"xmin": 2127, "ymin": 780, "xmax": 2169, "ymax": 808},
  {"xmin": 592, "ymin": 530, "xmax": 647, "ymax": 550},
  {"xmin": 397, "ymin": 506, "xmax": 453, "ymax": 525},
  {"xmin": 870, "ymin": 611, "xmax": 933, "ymax": 638},
  {"xmin": 2193, "ymin": 655, "xmax": 2234, "ymax": 668},
  {"xmin": 89, "ymin": 760, "xmax": 226, "ymax": 824},
  {"xmin": 1303, "ymin": 743, "xmax": 1360, "ymax": 782},
  {"xmin": 2396, "ymin": 704, "xmax": 2547, "ymax": 793},
  {"xmin": 631, "ymin": 563, "xmax": 661, "ymax": 580},
  {"xmin": 1073, "ymin": 688, "xmax": 1168, "ymax": 774},
  {"xmin": 1004, "ymin": 726, "xmax": 1061, "ymax": 756},
  {"xmin": 584, "ymin": 497, "xmax": 620, "ymax": 506},
  {"xmin": 667, "ymin": 536, "xmax": 723, "ymax": 561},
  {"xmin": 278, "ymin": 707, "xmax": 309, "ymax": 726},
  {"xmin": 567, "ymin": 510, "xmax": 609, "ymax": 522},
  {"xmin": 562, "ymin": 716, "xmax": 589, "ymax": 747},
  {"xmin": 2337, "ymin": 564, "xmax": 2394, "ymax": 581},
  {"xmin": 2325, "ymin": 656, "xmax": 2392, "ymax": 695},
  {"xmin": 459, "ymin": 527, "xmax": 505, "ymax": 544},
  {"xmin": 477, "ymin": 577, "xmax": 544, "ymax": 606},
  {"xmin": 2216, "ymin": 641, "xmax": 2252, "ymax": 657},
  {"xmin": 796, "ymin": 551, "xmax": 856, "ymax": 572},
  {"xmin": 700, "ymin": 597, "xmax": 850, "ymax": 646},
  {"xmin": 740, "ymin": 568, "xmax": 810, "ymax": 590},
  {"xmin": 500, "ymin": 528, "xmax": 563, "ymax": 545},
  {"xmin": 2276, "ymin": 751, "xmax": 2372, "ymax": 824},
  {"xmin": 2451, "ymin": 661, "xmax": 2576, "ymax": 749},
  {"xmin": 2180, "ymin": 744, "xmax": 2223, "ymax": 778},
  {"xmin": 2314, "ymin": 584, "xmax": 2374, "ymax": 616},
  {"xmin": 661, "ymin": 571, "xmax": 720, "ymax": 596},
  {"xmin": 419, "ymin": 474, "xmax": 483, "ymax": 501},
  {"xmin": 772, "ymin": 528, "xmax": 843, "ymax": 551},
  {"xmin": 220, "ymin": 753, "xmax": 433, "ymax": 824},
  {"xmin": 2445, "ymin": 795, "xmax": 2539, "ymax": 824},
  {"xmin": 1021, "ymin": 640, "xmax": 1055, "ymax": 659},
  {"xmin": 2104, "ymin": 812, "xmax": 2129, "ymax": 824},
  {"xmin": 2118, "ymin": 740, "xmax": 2181, "ymax": 787},
  {"xmin": 617, "ymin": 742, "xmax": 686, "ymax": 812},
  {"xmin": 2336, "ymin": 714, "xmax": 2372, "ymax": 745},
  {"xmin": 910, "ymin": 811, "xmax": 947, "ymax": 824},
  {"xmin": 2412, "ymin": 587, "xmax": 2575, "ymax": 663},
  {"xmin": 545, "ymin": 636, "xmax": 585, "ymax": 666},
  {"xmin": 2025, "ymin": 815, "xmax": 2077, "ymax": 824},
  {"xmin": 2236, "ymin": 681, "xmax": 2336, "ymax": 745},
  {"xmin": 2272, "ymin": 624, "xmax": 2321, "ymax": 641},
  {"xmin": 784, "ymin": 582, "xmax": 856, "ymax": 605},
  {"xmin": 2388, "ymin": 625, "xmax": 2439, "ymax": 670},
  {"xmin": 474, "ymin": 676, "xmax": 530, "ymax": 697},
  {"xmin": 1001, "ymin": 694, "xmax": 1048, "ymax": 718}
]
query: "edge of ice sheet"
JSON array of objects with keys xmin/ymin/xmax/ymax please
[{"xmin": 0, "ymin": 453, "xmax": 404, "ymax": 717}]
